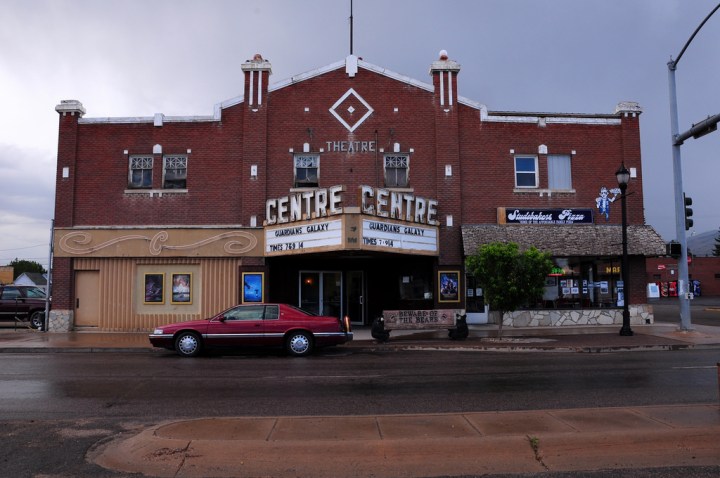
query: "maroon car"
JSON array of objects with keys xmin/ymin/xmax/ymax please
[
  {"xmin": 149, "ymin": 303, "xmax": 353, "ymax": 357},
  {"xmin": 0, "ymin": 285, "xmax": 46, "ymax": 330}
]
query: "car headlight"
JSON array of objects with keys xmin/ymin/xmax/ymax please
[{"xmin": 153, "ymin": 328, "xmax": 164, "ymax": 335}]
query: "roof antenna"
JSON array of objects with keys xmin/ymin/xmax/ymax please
[{"xmin": 349, "ymin": 0, "xmax": 354, "ymax": 55}]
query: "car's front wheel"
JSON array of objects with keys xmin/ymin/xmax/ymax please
[
  {"xmin": 30, "ymin": 311, "xmax": 45, "ymax": 330},
  {"xmin": 175, "ymin": 331, "xmax": 202, "ymax": 357},
  {"xmin": 286, "ymin": 331, "xmax": 313, "ymax": 357}
]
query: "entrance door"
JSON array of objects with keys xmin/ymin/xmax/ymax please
[
  {"xmin": 465, "ymin": 274, "xmax": 488, "ymax": 325},
  {"xmin": 74, "ymin": 271, "xmax": 100, "ymax": 327},
  {"xmin": 345, "ymin": 271, "xmax": 364, "ymax": 325},
  {"xmin": 299, "ymin": 271, "xmax": 342, "ymax": 318}
]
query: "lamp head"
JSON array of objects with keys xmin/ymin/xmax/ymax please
[{"xmin": 615, "ymin": 163, "xmax": 630, "ymax": 188}]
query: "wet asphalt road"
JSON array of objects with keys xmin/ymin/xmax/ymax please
[{"xmin": 1, "ymin": 348, "xmax": 719, "ymax": 477}]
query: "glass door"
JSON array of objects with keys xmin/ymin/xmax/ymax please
[
  {"xmin": 345, "ymin": 271, "xmax": 364, "ymax": 325},
  {"xmin": 300, "ymin": 272, "xmax": 320, "ymax": 314},
  {"xmin": 299, "ymin": 271, "xmax": 342, "ymax": 318}
]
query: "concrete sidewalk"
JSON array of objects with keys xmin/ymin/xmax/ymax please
[
  {"xmin": 1, "ymin": 321, "xmax": 720, "ymax": 353},
  {"xmin": 89, "ymin": 404, "xmax": 720, "ymax": 477}
]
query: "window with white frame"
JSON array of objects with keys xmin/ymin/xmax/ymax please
[
  {"xmin": 163, "ymin": 155, "xmax": 187, "ymax": 189},
  {"xmin": 514, "ymin": 155, "xmax": 538, "ymax": 188},
  {"xmin": 129, "ymin": 155, "xmax": 153, "ymax": 189},
  {"xmin": 294, "ymin": 154, "xmax": 319, "ymax": 187},
  {"xmin": 384, "ymin": 154, "xmax": 409, "ymax": 187},
  {"xmin": 548, "ymin": 154, "xmax": 572, "ymax": 190}
]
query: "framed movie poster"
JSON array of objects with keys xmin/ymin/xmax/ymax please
[
  {"xmin": 545, "ymin": 276, "xmax": 558, "ymax": 287},
  {"xmin": 242, "ymin": 272, "xmax": 264, "ymax": 303},
  {"xmin": 144, "ymin": 273, "xmax": 164, "ymax": 304},
  {"xmin": 438, "ymin": 270, "xmax": 460, "ymax": 303},
  {"xmin": 171, "ymin": 273, "xmax": 192, "ymax": 304}
]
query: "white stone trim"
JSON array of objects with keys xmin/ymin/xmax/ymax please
[{"xmin": 329, "ymin": 88, "xmax": 374, "ymax": 132}]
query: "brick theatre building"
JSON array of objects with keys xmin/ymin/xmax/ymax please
[{"xmin": 50, "ymin": 51, "xmax": 665, "ymax": 331}]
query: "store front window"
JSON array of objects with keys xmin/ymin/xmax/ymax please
[{"xmin": 533, "ymin": 257, "xmax": 622, "ymax": 310}]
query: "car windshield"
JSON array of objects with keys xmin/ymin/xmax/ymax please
[
  {"xmin": 24, "ymin": 287, "xmax": 46, "ymax": 298},
  {"xmin": 287, "ymin": 305, "xmax": 316, "ymax": 316}
]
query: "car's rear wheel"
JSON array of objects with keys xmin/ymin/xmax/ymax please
[
  {"xmin": 175, "ymin": 331, "xmax": 202, "ymax": 357},
  {"xmin": 30, "ymin": 311, "xmax": 44, "ymax": 330},
  {"xmin": 286, "ymin": 331, "xmax": 313, "ymax": 357}
]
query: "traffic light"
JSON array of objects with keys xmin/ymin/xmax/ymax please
[
  {"xmin": 683, "ymin": 193, "xmax": 693, "ymax": 230},
  {"xmin": 667, "ymin": 241, "xmax": 681, "ymax": 257}
]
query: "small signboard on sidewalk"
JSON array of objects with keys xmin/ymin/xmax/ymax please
[{"xmin": 382, "ymin": 309, "xmax": 461, "ymax": 330}]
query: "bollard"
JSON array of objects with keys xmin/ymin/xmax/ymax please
[{"xmin": 371, "ymin": 316, "xmax": 390, "ymax": 342}]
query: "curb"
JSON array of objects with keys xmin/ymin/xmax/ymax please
[
  {"xmin": 0, "ymin": 347, "xmax": 157, "ymax": 354},
  {"xmin": 0, "ymin": 342, "xmax": 706, "ymax": 354}
]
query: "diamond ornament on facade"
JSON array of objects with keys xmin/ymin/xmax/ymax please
[{"xmin": 330, "ymin": 88, "xmax": 373, "ymax": 132}]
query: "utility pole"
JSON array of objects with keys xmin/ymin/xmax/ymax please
[{"xmin": 667, "ymin": 2, "xmax": 720, "ymax": 331}]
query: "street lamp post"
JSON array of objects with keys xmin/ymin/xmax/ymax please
[
  {"xmin": 667, "ymin": 3, "xmax": 720, "ymax": 331},
  {"xmin": 616, "ymin": 163, "xmax": 633, "ymax": 337}
]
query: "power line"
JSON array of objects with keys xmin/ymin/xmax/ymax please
[{"xmin": 0, "ymin": 244, "xmax": 47, "ymax": 252}]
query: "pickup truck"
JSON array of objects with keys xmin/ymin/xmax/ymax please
[{"xmin": 0, "ymin": 285, "xmax": 46, "ymax": 329}]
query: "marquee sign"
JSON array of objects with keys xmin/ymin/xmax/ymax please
[
  {"xmin": 499, "ymin": 208, "xmax": 594, "ymax": 225},
  {"xmin": 265, "ymin": 219, "xmax": 343, "ymax": 255},
  {"xmin": 362, "ymin": 219, "xmax": 438, "ymax": 253},
  {"xmin": 264, "ymin": 185, "xmax": 440, "ymax": 257}
]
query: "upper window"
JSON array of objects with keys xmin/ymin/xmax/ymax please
[
  {"xmin": 129, "ymin": 156, "xmax": 153, "ymax": 189},
  {"xmin": 514, "ymin": 156, "xmax": 538, "ymax": 188},
  {"xmin": 294, "ymin": 154, "xmax": 319, "ymax": 187},
  {"xmin": 163, "ymin": 155, "xmax": 187, "ymax": 189},
  {"xmin": 384, "ymin": 154, "xmax": 409, "ymax": 188},
  {"xmin": 548, "ymin": 154, "xmax": 572, "ymax": 190}
]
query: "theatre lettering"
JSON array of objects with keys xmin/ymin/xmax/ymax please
[{"xmin": 265, "ymin": 185, "xmax": 439, "ymax": 226}]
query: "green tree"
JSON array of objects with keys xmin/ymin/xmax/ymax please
[
  {"xmin": 714, "ymin": 227, "xmax": 720, "ymax": 257},
  {"xmin": 8, "ymin": 259, "xmax": 46, "ymax": 280},
  {"xmin": 465, "ymin": 242, "xmax": 552, "ymax": 337}
]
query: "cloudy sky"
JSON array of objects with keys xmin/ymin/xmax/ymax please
[{"xmin": 1, "ymin": 0, "xmax": 719, "ymax": 270}]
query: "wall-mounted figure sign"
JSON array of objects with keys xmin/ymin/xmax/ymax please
[
  {"xmin": 242, "ymin": 272, "xmax": 264, "ymax": 303},
  {"xmin": 595, "ymin": 186, "xmax": 621, "ymax": 221},
  {"xmin": 171, "ymin": 273, "xmax": 192, "ymax": 304},
  {"xmin": 144, "ymin": 273, "xmax": 164, "ymax": 304},
  {"xmin": 438, "ymin": 271, "xmax": 460, "ymax": 303}
]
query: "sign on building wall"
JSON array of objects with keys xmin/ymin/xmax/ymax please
[{"xmin": 498, "ymin": 208, "xmax": 594, "ymax": 225}]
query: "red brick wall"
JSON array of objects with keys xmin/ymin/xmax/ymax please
[
  {"xmin": 57, "ymin": 66, "xmax": 645, "ymax": 230},
  {"xmin": 55, "ymin": 113, "xmax": 80, "ymax": 227},
  {"xmin": 50, "ymin": 257, "xmax": 73, "ymax": 310},
  {"xmin": 459, "ymin": 112, "xmax": 645, "ymax": 226}
]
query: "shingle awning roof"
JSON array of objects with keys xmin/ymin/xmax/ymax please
[{"xmin": 461, "ymin": 224, "xmax": 666, "ymax": 257}]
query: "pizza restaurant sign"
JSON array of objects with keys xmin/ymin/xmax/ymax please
[{"xmin": 499, "ymin": 208, "xmax": 594, "ymax": 225}]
